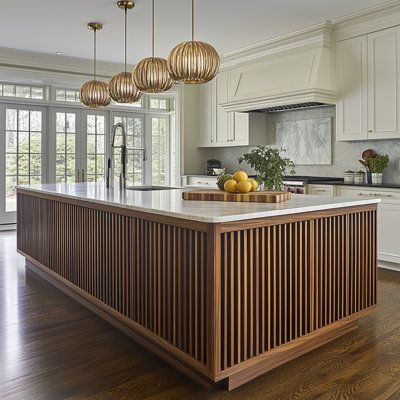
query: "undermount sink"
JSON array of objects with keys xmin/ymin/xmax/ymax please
[{"xmin": 126, "ymin": 186, "xmax": 177, "ymax": 191}]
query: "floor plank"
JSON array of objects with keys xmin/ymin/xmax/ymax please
[{"xmin": 0, "ymin": 231, "xmax": 399, "ymax": 399}]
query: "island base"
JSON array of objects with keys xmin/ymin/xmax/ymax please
[{"xmin": 17, "ymin": 190, "xmax": 378, "ymax": 390}]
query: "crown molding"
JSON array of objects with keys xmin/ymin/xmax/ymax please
[
  {"xmin": 0, "ymin": 47, "xmax": 126, "ymax": 84},
  {"xmin": 220, "ymin": 22, "xmax": 332, "ymax": 70},
  {"xmin": 331, "ymin": 0, "xmax": 400, "ymax": 27}
]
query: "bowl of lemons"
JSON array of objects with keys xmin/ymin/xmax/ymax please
[{"xmin": 217, "ymin": 171, "xmax": 259, "ymax": 194}]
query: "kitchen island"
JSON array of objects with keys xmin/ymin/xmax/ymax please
[{"xmin": 17, "ymin": 183, "xmax": 379, "ymax": 390}]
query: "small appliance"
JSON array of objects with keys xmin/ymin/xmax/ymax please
[{"xmin": 205, "ymin": 159, "xmax": 222, "ymax": 176}]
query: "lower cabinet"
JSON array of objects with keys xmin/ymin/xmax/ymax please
[
  {"xmin": 337, "ymin": 186, "xmax": 400, "ymax": 265},
  {"xmin": 307, "ymin": 184, "xmax": 336, "ymax": 196}
]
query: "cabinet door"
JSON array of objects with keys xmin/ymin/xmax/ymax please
[
  {"xmin": 368, "ymin": 27, "xmax": 400, "ymax": 139},
  {"xmin": 198, "ymin": 81, "xmax": 216, "ymax": 147},
  {"xmin": 336, "ymin": 36, "xmax": 368, "ymax": 141},
  {"xmin": 215, "ymin": 73, "xmax": 231, "ymax": 146},
  {"xmin": 230, "ymin": 112, "xmax": 249, "ymax": 146}
]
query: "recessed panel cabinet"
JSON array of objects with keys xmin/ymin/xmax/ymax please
[
  {"xmin": 198, "ymin": 73, "xmax": 267, "ymax": 148},
  {"xmin": 337, "ymin": 26, "xmax": 400, "ymax": 141}
]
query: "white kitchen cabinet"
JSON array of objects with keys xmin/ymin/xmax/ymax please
[
  {"xmin": 336, "ymin": 36, "xmax": 368, "ymax": 141},
  {"xmin": 337, "ymin": 186, "xmax": 400, "ymax": 265},
  {"xmin": 367, "ymin": 26, "xmax": 400, "ymax": 139},
  {"xmin": 181, "ymin": 175, "xmax": 218, "ymax": 187},
  {"xmin": 337, "ymin": 25, "xmax": 400, "ymax": 141},
  {"xmin": 308, "ymin": 184, "xmax": 336, "ymax": 196},
  {"xmin": 198, "ymin": 74, "xmax": 267, "ymax": 148}
]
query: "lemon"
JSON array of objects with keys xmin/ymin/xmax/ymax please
[
  {"xmin": 237, "ymin": 180, "xmax": 252, "ymax": 193},
  {"xmin": 248, "ymin": 179, "xmax": 259, "ymax": 192},
  {"xmin": 233, "ymin": 171, "xmax": 248, "ymax": 183},
  {"xmin": 224, "ymin": 180, "xmax": 238, "ymax": 193}
]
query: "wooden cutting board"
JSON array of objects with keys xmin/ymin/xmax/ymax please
[{"xmin": 182, "ymin": 189, "xmax": 291, "ymax": 203}]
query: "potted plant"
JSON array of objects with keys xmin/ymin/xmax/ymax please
[
  {"xmin": 367, "ymin": 154, "xmax": 390, "ymax": 185},
  {"xmin": 239, "ymin": 146, "xmax": 295, "ymax": 191}
]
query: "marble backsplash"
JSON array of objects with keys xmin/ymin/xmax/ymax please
[{"xmin": 199, "ymin": 106, "xmax": 400, "ymax": 183}]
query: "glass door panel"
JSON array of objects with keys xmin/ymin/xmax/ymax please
[
  {"xmin": 0, "ymin": 105, "xmax": 45, "ymax": 224},
  {"xmin": 85, "ymin": 113, "xmax": 106, "ymax": 182},
  {"xmin": 151, "ymin": 115, "xmax": 169, "ymax": 186},
  {"xmin": 55, "ymin": 111, "xmax": 77, "ymax": 183},
  {"xmin": 112, "ymin": 114, "xmax": 144, "ymax": 186}
]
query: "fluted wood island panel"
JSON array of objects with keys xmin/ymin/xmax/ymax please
[{"xmin": 17, "ymin": 187, "xmax": 378, "ymax": 390}]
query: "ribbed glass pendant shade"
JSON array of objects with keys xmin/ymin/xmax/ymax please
[
  {"xmin": 80, "ymin": 23, "xmax": 111, "ymax": 108},
  {"xmin": 109, "ymin": 71, "xmax": 142, "ymax": 103},
  {"xmin": 132, "ymin": 57, "xmax": 174, "ymax": 93},
  {"xmin": 168, "ymin": 41, "xmax": 220, "ymax": 84},
  {"xmin": 80, "ymin": 80, "xmax": 111, "ymax": 108},
  {"xmin": 109, "ymin": 1, "xmax": 142, "ymax": 103}
]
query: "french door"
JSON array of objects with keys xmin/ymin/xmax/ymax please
[
  {"xmin": 111, "ymin": 112, "xmax": 146, "ymax": 186},
  {"xmin": 0, "ymin": 104, "xmax": 46, "ymax": 225},
  {"xmin": 52, "ymin": 109, "xmax": 108, "ymax": 184}
]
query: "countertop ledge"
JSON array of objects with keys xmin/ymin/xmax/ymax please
[{"xmin": 17, "ymin": 183, "xmax": 380, "ymax": 223}]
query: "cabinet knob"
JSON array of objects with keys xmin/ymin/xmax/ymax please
[{"xmin": 368, "ymin": 129, "xmax": 373, "ymax": 133}]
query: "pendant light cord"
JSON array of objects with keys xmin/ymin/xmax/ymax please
[
  {"xmin": 152, "ymin": 0, "xmax": 155, "ymax": 57},
  {"xmin": 192, "ymin": 0, "xmax": 195, "ymax": 41},
  {"xmin": 124, "ymin": 6, "xmax": 128, "ymax": 72},
  {"xmin": 93, "ymin": 28, "xmax": 97, "ymax": 80}
]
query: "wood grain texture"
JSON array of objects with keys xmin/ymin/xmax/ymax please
[
  {"xmin": 182, "ymin": 189, "xmax": 291, "ymax": 203},
  {"xmin": 16, "ymin": 191, "xmax": 378, "ymax": 390},
  {"xmin": 1, "ymin": 231, "xmax": 398, "ymax": 400}
]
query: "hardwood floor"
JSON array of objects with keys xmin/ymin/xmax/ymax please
[{"xmin": 1, "ymin": 230, "xmax": 400, "ymax": 400}]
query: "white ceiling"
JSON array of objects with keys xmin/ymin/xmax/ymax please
[{"xmin": 0, "ymin": 0, "xmax": 388, "ymax": 65}]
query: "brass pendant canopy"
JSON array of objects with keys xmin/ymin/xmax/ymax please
[
  {"xmin": 132, "ymin": 0, "xmax": 173, "ymax": 93},
  {"xmin": 109, "ymin": 1, "xmax": 142, "ymax": 103},
  {"xmin": 80, "ymin": 23, "xmax": 111, "ymax": 108},
  {"xmin": 168, "ymin": 0, "xmax": 220, "ymax": 84}
]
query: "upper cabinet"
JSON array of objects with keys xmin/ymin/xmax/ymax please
[
  {"xmin": 198, "ymin": 72, "xmax": 267, "ymax": 148},
  {"xmin": 337, "ymin": 26, "xmax": 400, "ymax": 141}
]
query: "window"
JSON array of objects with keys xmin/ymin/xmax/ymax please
[
  {"xmin": 55, "ymin": 112, "xmax": 76, "ymax": 183},
  {"xmin": 151, "ymin": 116, "xmax": 169, "ymax": 186},
  {"xmin": 5, "ymin": 108, "xmax": 43, "ymax": 211},
  {"xmin": 86, "ymin": 115, "xmax": 106, "ymax": 182},
  {"xmin": 55, "ymin": 89, "xmax": 80, "ymax": 103},
  {"xmin": 112, "ymin": 98, "xmax": 143, "ymax": 108},
  {"xmin": 0, "ymin": 83, "xmax": 44, "ymax": 100},
  {"xmin": 150, "ymin": 97, "xmax": 169, "ymax": 110},
  {"xmin": 113, "ymin": 115, "xmax": 144, "ymax": 186}
]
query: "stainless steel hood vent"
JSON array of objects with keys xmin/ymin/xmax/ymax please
[{"xmin": 253, "ymin": 102, "xmax": 332, "ymax": 113}]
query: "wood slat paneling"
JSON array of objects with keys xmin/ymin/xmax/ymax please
[
  {"xmin": 219, "ymin": 210, "xmax": 377, "ymax": 373},
  {"xmin": 17, "ymin": 193, "xmax": 209, "ymax": 368}
]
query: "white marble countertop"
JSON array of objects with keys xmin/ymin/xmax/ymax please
[{"xmin": 17, "ymin": 183, "xmax": 380, "ymax": 223}]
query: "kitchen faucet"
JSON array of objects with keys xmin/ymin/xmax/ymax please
[{"xmin": 110, "ymin": 122, "xmax": 147, "ymax": 189}]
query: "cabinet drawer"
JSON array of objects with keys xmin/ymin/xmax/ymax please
[
  {"xmin": 187, "ymin": 176, "xmax": 218, "ymax": 187},
  {"xmin": 308, "ymin": 185, "xmax": 335, "ymax": 196},
  {"xmin": 338, "ymin": 186, "xmax": 400, "ymax": 204}
]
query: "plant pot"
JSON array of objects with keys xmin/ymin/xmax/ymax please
[{"xmin": 371, "ymin": 173, "xmax": 383, "ymax": 185}]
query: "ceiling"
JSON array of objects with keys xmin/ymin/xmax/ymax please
[{"xmin": 0, "ymin": 0, "xmax": 388, "ymax": 65}]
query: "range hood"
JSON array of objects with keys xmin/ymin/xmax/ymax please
[{"xmin": 220, "ymin": 27, "xmax": 337, "ymax": 112}]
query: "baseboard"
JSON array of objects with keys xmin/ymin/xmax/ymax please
[
  {"xmin": 378, "ymin": 261, "xmax": 400, "ymax": 272},
  {"xmin": 0, "ymin": 224, "xmax": 16, "ymax": 231}
]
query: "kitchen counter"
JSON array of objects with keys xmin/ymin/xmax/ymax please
[
  {"xmin": 16, "ymin": 183, "xmax": 379, "ymax": 390},
  {"xmin": 311, "ymin": 179, "xmax": 400, "ymax": 190},
  {"xmin": 17, "ymin": 182, "xmax": 380, "ymax": 223}
]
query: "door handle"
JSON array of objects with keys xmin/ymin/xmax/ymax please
[
  {"xmin": 81, "ymin": 169, "xmax": 85, "ymax": 182},
  {"xmin": 76, "ymin": 169, "xmax": 81, "ymax": 182}
]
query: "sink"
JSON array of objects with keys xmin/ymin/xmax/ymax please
[{"xmin": 126, "ymin": 186, "xmax": 177, "ymax": 191}]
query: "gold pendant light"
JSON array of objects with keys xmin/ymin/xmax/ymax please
[
  {"xmin": 168, "ymin": 0, "xmax": 220, "ymax": 84},
  {"xmin": 80, "ymin": 23, "xmax": 111, "ymax": 108},
  {"xmin": 109, "ymin": 1, "xmax": 142, "ymax": 103},
  {"xmin": 132, "ymin": 0, "xmax": 174, "ymax": 93}
]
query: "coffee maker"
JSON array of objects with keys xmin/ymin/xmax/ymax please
[{"xmin": 205, "ymin": 159, "xmax": 222, "ymax": 176}]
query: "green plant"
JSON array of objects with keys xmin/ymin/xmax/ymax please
[
  {"xmin": 367, "ymin": 154, "xmax": 390, "ymax": 173},
  {"xmin": 239, "ymin": 146, "xmax": 295, "ymax": 191}
]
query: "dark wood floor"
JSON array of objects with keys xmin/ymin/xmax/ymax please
[{"xmin": 1, "ymin": 231, "xmax": 400, "ymax": 400}]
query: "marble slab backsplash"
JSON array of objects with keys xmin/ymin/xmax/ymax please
[{"xmin": 199, "ymin": 106, "xmax": 400, "ymax": 184}]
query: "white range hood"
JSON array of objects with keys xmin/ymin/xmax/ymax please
[{"xmin": 220, "ymin": 23, "xmax": 337, "ymax": 112}]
